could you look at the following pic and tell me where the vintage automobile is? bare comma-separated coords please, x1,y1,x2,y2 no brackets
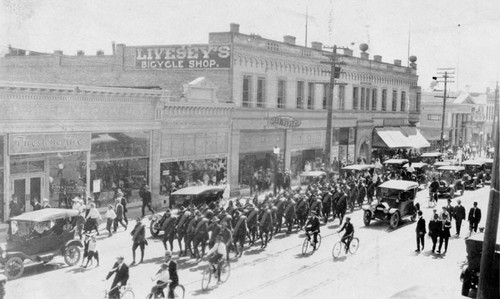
419,152,444,165
340,164,375,179
299,171,327,186
383,159,409,178
403,162,429,187
436,165,465,198
0,209,83,279
460,232,500,297
481,158,493,184
462,159,486,190
362,180,418,229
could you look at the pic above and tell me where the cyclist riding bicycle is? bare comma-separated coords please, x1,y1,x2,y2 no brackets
337,217,354,253
206,234,227,283
304,210,320,250
149,262,170,298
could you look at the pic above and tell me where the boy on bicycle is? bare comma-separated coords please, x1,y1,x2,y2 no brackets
304,210,320,250
206,235,227,283
338,217,354,253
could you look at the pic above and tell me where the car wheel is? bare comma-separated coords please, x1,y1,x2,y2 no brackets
64,245,81,266
461,273,471,296
150,219,160,238
5,256,24,280
363,211,371,226
390,212,400,229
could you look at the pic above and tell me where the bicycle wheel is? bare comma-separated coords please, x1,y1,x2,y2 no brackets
332,242,342,258
173,285,185,299
201,268,212,291
316,234,322,250
301,237,309,255
349,238,359,254
219,262,231,283
120,289,135,299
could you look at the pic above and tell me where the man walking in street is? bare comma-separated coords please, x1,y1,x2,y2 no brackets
131,217,147,265
415,211,426,252
454,199,466,236
428,213,441,254
468,201,481,237
114,199,127,233
140,185,155,217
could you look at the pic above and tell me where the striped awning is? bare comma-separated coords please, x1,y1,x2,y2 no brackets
372,127,430,149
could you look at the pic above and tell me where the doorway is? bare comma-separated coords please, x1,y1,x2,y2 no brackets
11,175,45,212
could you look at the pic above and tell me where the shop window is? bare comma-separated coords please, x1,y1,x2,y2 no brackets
392,90,398,111
48,151,87,209
160,158,227,196
90,132,150,207
401,91,406,111
307,82,314,109
256,77,266,108
372,89,377,111
277,80,286,108
242,76,252,108
338,85,345,110
296,81,304,109
353,87,359,110
381,89,387,111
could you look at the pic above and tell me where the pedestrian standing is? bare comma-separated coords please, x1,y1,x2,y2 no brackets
85,203,101,235
428,213,441,253
438,214,451,254
454,199,466,236
131,217,147,265
72,198,86,239
116,191,129,225
415,211,426,252
468,202,482,237
139,185,155,217
114,199,128,233
83,235,99,268
105,205,116,237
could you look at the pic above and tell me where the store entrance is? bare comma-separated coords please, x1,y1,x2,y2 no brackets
11,174,45,213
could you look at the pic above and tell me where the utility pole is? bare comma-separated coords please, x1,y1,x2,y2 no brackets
433,69,455,153
477,81,500,299
321,46,346,171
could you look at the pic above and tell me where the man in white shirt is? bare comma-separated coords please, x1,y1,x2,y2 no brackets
206,235,227,283
149,263,170,298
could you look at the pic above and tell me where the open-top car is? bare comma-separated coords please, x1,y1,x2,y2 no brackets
462,159,486,190
362,180,418,229
480,158,493,184
437,165,465,198
0,209,83,279
299,171,327,186
403,162,429,187
419,152,444,165
341,164,375,179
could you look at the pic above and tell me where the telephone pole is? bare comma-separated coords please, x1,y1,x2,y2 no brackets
478,81,500,298
433,69,455,153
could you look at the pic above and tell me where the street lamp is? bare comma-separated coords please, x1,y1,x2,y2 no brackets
273,145,280,196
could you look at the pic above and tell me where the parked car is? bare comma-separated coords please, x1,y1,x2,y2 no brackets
480,158,493,184
0,209,83,279
362,180,418,229
299,171,327,186
460,232,500,297
436,165,465,198
462,159,486,190
383,159,409,176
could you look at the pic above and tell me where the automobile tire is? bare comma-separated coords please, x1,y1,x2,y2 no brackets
5,256,24,280
64,245,81,266
390,212,400,229
150,219,160,238
461,274,471,296
363,211,371,226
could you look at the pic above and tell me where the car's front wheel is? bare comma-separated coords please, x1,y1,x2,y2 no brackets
461,272,471,296
64,245,81,266
390,212,400,229
363,211,371,226
5,256,24,279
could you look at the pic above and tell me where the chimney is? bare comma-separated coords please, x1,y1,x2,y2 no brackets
54,50,63,56
373,55,382,62
311,41,323,51
283,35,296,45
230,23,240,33
393,59,401,66
77,50,85,56
360,52,369,60
112,42,116,55
343,48,353,56
96,50,104,56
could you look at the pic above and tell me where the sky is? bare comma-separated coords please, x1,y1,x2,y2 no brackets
1,0,500,93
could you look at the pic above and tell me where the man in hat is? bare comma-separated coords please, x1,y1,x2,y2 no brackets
415,211,426,252
164,250,179,299
284,196,296,234
106,256,129,299
116,191,128,225
232,210,247,257
206,234,227,283
246,204,259,245
131,217,147,265
468,202,481,236
161,209,177,252
193,212,209,259
114,198,127,233
208,216,221,248
139,185,155,217
295,194,309,230
259,204,273,248
304,210,320,250
338,216,354,253
185,211,200,258
83,234,99,268
176,207,190,256
149,262,170,298
454,199,466,236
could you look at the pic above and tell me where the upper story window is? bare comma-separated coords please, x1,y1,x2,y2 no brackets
296,81,304,109
392,90,398,111
242,76,252,108
360,88,365,110
277,80,286,109
322,84,327,110
307,82,315,109
400,91,406,111
381,89,387,111
338,85,345,110
256,77,266,108
428,114,441,121
371,89,377,111
353,87,359,110
365,88,370,110
267,42,280,51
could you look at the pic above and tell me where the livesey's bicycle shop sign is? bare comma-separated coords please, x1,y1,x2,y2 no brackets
135,45,231,69
268,116,301,128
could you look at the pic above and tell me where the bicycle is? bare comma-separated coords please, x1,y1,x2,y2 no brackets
103,284,135,299
201,259,230,291
301,230,322,255
332,233,359,259
145,281,185,299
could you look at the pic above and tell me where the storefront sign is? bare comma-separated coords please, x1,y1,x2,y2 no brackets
135,45,231,69
268,116,301,128
9,132,91,155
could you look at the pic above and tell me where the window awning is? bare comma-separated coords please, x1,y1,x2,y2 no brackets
372,127,430,149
